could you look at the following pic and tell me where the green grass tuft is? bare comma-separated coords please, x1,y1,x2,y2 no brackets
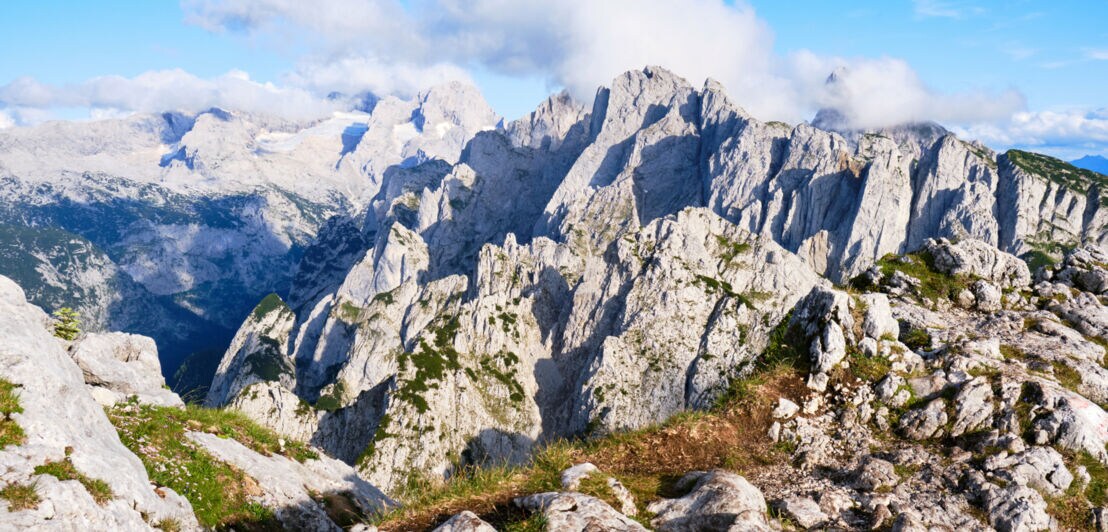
34,458,113,505
0,481,40,511
0,379,25,450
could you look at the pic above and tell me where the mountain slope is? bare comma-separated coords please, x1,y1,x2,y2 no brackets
205,67,1108,497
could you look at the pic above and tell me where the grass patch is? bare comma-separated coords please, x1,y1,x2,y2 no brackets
1048,450,1108,530
34,458,113,504
847,351,892,382
900,327,932,351
0,481,40,511
251,293,287,321
862,251,972,302
1051,360,1083,392
107,401,315,528
714,235,752,264
153,518,182,532
999,344,1026,361
314,381,346,412
0,379,25,450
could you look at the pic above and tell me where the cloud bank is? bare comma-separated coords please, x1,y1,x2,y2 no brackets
177,0,1026,128
0,0,1103,157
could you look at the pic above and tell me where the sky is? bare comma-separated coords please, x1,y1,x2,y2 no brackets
0,0,1106,159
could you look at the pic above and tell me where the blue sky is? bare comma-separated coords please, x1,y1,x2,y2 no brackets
1,1,1106,158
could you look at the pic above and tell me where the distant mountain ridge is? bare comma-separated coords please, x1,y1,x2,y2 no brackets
1072,154,1108,175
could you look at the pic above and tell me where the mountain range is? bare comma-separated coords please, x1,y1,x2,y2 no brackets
2,66,1108,530
1072,154,1108,175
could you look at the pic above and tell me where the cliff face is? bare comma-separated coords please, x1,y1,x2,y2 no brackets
205,67,1108,494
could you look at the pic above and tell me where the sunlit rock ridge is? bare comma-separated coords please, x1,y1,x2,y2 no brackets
197,66,1108,494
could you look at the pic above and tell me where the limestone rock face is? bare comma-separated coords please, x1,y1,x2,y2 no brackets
0,276,198,530
206,294,297,408
70,332,183,407
204,67,1108,499
187,431,393,531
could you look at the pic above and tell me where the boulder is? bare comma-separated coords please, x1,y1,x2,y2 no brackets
515,492,646,531
647,470,769,531
923,238,1031,288
70,332,183,407
433,511,496,532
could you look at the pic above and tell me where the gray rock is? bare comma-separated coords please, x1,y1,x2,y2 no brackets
776,496,827,529
0,276,198,530
560,462,601,490
899,398,948,440
950,377,994,437
984,446,1073,497
854,456,898,491
981,483,1054,532
70,332,183,407
647,470,769,531
860,293,900,340
188,431,393,531
971,280,1003,312
433,511,497,532
923,238,1032,289
515,492,646,531
772,398,800,419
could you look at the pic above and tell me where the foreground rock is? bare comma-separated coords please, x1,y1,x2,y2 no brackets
515,492,646,531
0,276,198,530
69,332,184,407
187,432,392,531
647,471,770,531
0,274,392,530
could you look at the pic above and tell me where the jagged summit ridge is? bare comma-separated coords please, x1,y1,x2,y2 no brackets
203,66,1108,498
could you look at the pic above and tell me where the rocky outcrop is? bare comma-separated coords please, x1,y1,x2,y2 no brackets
0,276,198,530
200,67,1108,500
69,332,183,407
515,492,646,531
923,237,1032,288
187,431,392,530
647,471,770,531
0,274,393,529
206,294,297,408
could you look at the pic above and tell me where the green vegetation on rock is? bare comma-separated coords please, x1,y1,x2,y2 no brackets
51,307,80,341
1008,149,1108,195
107,400,315,527
0,379,25,450
34,458,113,505
0,481,40,511
251,293,288,321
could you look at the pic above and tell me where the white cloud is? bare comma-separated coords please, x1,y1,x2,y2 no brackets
0,0,1032,131
1088,49,1108,61
0,110,14,129
953,108,1108,158
284,56,472,99
786,53,1025,129
0,69,344,122
176,0,1023,129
